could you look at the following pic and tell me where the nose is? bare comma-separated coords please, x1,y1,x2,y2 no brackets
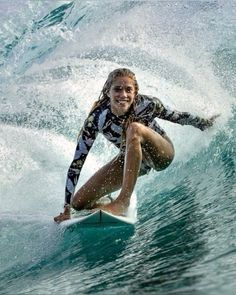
120,88,128,98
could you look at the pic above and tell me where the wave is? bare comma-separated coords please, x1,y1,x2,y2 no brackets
0,1,236,295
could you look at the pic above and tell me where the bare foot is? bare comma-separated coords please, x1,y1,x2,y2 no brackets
54,210,70,223
94,200,129,216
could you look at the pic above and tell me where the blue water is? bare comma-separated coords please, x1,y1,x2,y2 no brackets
0,1,236,294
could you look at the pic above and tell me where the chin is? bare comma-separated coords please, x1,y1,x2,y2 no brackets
111,104,130,116
118,108,129,116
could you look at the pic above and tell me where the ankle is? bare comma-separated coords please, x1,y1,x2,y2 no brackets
116,196,130,207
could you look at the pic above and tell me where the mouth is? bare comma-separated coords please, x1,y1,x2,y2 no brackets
115,99,129,105
111,98,131,116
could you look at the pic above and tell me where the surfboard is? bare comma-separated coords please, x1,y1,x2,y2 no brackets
61,209,135,229
61,192,137,229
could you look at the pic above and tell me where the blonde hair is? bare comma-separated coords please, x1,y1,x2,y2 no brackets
89,68,139,114
89,68,139,148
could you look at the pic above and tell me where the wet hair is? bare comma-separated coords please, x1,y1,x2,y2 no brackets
89,68,139,114
89,68,139,149
99,68,139,99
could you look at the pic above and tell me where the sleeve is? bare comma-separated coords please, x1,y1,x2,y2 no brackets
154,97,210,131
65,111,99,205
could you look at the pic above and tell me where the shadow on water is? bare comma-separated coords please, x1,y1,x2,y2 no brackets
212,110,236,190
130,181,208,294
128,119,236,294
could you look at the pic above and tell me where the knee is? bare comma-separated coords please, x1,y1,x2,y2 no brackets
71,199,78,210
71,196,83,211
126,122,143,142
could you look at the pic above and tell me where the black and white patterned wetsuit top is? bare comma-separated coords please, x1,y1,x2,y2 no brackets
65,94,207,205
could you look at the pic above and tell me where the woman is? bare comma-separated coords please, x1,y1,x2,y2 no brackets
54,68,217,223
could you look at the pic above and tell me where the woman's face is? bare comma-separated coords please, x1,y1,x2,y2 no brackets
108,76,136,116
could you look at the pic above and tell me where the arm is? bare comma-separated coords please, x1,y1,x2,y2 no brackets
54,111,99,223
65,113,99,206
154,97,219,130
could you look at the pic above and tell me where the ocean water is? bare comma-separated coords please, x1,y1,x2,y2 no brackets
0,1,236,294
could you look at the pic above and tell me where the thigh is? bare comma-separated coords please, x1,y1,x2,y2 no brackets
72,154,125,209
140,126,175,171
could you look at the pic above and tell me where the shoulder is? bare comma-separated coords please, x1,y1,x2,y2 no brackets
137,94,162,103
88,101,109,118
85,101,111,130
136,94,163,109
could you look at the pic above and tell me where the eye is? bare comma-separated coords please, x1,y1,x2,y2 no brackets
126,87,134,93
113,86,122,92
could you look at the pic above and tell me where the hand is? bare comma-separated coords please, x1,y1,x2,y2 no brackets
200,114,220,130
54,205,70,223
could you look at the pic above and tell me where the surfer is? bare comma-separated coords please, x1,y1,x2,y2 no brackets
54,68,218,223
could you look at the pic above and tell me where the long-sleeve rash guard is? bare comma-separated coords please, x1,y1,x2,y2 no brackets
65,94,207,205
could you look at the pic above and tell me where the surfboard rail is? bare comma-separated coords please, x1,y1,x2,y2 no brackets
61,209,135,228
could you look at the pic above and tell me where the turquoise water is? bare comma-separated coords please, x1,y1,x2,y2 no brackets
0,1,235,294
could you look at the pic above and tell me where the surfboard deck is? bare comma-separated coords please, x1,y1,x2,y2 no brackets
61,209,135,229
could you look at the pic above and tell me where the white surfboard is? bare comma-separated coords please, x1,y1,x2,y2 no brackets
61,209,135,228
61,192,137,228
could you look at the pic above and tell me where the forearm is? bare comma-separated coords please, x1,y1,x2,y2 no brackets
162,109,213,131
155,98,217,131
64,164,82,205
